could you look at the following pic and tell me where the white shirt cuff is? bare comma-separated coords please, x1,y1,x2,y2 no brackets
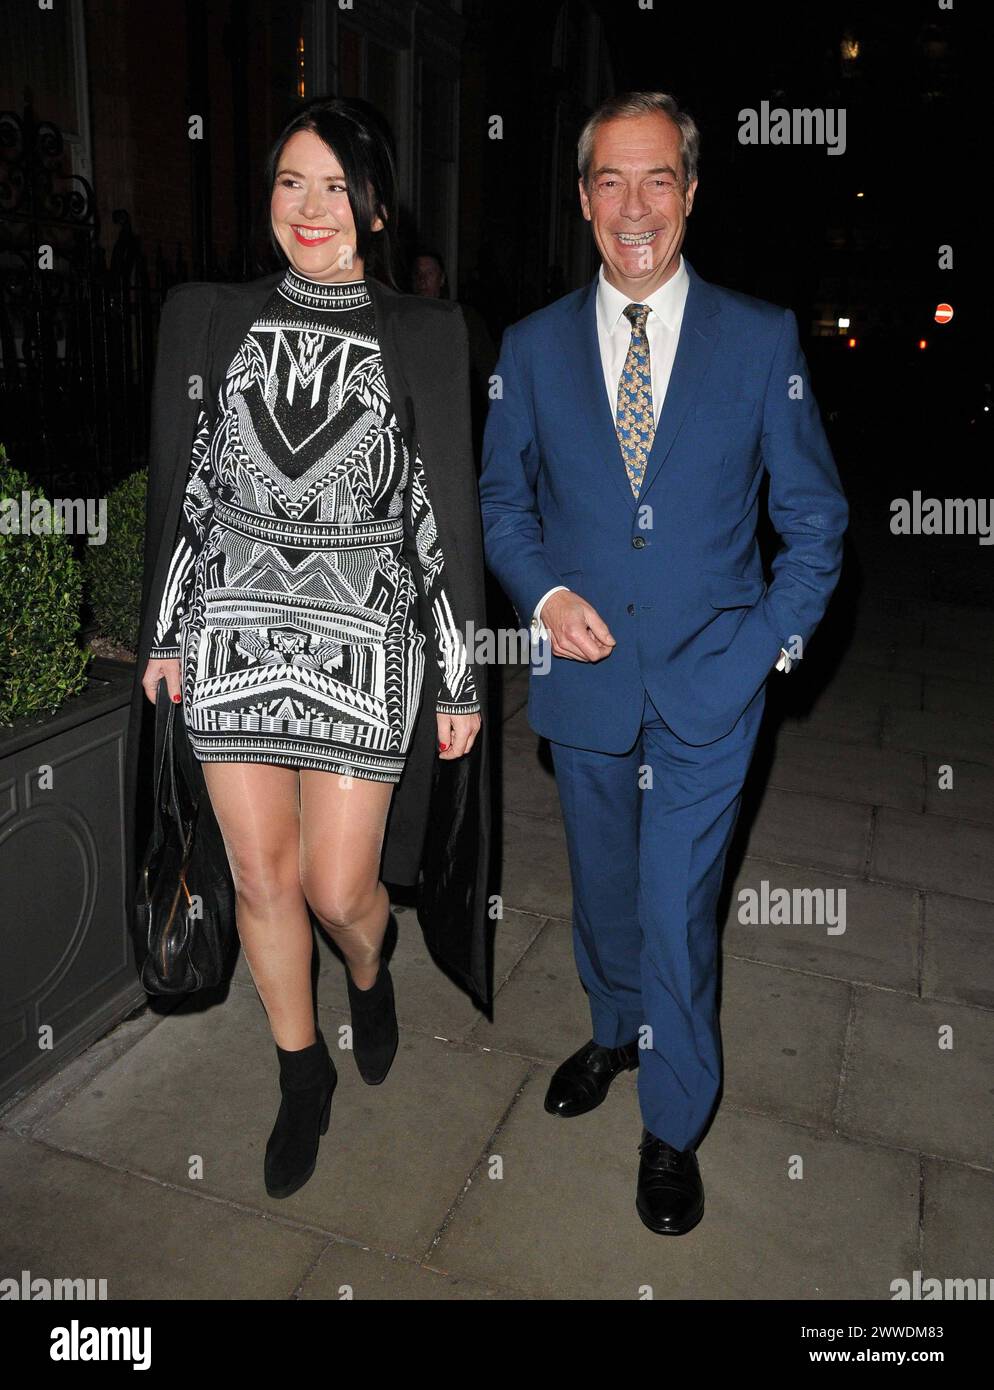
531,585,569,640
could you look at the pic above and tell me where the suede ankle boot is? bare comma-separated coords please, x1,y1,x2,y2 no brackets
264,1029,337,1199
346,960,398,1085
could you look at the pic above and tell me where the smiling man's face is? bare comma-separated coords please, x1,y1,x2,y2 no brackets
271,128,384,282
578,111,697,296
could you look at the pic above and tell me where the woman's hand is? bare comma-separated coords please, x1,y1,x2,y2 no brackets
142,657,182,705
436,710,481,759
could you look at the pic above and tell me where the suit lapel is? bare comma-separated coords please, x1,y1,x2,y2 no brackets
555,258,720,509
637,259,720,499
559,274,638,513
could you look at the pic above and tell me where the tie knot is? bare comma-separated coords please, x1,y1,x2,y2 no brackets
623,302,650,333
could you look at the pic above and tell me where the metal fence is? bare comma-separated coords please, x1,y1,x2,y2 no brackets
0,101,192,502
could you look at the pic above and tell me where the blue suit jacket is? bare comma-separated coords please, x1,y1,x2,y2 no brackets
479,257,849,749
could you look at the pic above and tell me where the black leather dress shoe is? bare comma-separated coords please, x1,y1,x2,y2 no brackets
544,1038,639,1117
635,1127,705,1235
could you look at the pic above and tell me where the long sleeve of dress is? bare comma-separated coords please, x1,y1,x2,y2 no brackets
409,447,481,715
149,407,215,659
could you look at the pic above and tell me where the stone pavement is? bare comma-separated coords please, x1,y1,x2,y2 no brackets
1,495,991,1300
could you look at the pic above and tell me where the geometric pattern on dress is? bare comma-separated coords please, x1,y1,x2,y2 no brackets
152,265,480,782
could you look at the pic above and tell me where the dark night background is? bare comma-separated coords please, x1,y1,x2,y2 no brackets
2,2,994,1313
2,0,990,514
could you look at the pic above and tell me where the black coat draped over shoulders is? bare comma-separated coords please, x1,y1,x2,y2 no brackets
124,270,493,1004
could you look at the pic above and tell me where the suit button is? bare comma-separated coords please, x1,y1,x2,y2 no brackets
627,603,635,616
632,536,645,549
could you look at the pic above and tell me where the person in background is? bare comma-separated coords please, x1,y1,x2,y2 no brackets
413,247,497,463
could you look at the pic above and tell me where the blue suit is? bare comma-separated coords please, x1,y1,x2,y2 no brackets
480,258,848,1149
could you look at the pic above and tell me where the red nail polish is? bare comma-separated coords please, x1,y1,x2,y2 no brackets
172,694,181,702
439,742,448,750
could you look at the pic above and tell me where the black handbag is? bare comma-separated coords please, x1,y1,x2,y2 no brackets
133,681,238,993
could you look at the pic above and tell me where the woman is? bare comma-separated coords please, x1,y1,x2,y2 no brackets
127,97,490,1200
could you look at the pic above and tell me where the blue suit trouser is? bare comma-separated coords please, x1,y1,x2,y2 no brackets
547,682,765,1151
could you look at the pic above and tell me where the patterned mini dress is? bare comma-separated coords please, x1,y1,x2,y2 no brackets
149,266,479,782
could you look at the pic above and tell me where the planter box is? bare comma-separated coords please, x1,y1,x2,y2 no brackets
0,658,145,1107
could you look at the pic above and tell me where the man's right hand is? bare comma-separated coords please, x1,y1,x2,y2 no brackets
142,658,182,705
540,590,617,662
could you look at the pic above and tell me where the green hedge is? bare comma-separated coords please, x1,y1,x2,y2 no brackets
84,466,148,653
0,446,91,726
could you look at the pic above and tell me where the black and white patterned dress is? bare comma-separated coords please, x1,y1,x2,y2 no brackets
149,266,479,782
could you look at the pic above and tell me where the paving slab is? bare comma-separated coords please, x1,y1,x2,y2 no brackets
465,917,591,1064
499,737,562,821
920,1157,994,1284
922,894,994,1010
778,700,881,747
27,983,530,1256
884,709,994,769
1,1004,170,1133
833,631,898,670
892,643,994,685
431,1089,920,1299
766,734,924,812
923,675,994,720
0,1132,324,1299
718,956,851,1128
297,1241,521,1299
837,988,994,1168
923,603,994,657
498,810,573,919
923,758,994,828
871,809,994,902
722,857,920,992
501,706,540,745
739,788,872,876
812,663,923,711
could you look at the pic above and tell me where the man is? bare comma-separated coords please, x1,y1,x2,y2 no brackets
479,91,848,1235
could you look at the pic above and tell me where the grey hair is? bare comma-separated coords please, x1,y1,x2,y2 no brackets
577,91,700,189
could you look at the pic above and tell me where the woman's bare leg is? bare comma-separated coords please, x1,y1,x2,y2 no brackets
298,770,394,989
201,761,317,1050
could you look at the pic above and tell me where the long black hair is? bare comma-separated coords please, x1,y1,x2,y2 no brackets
261,95,400,287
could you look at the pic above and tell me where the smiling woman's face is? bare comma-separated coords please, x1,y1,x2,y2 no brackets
270,128,384,282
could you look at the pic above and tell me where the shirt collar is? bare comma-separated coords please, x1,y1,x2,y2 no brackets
597,253,688,334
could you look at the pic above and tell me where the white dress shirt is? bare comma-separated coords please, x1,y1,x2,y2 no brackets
531,258,689,636
530,255,791,672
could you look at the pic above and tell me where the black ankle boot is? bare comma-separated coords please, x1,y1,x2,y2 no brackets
264,1029,337,1199
346,960,398,1085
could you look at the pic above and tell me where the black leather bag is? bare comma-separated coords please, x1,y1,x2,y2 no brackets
133,682,238,993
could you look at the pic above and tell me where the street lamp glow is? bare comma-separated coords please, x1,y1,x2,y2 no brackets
838,317,850,329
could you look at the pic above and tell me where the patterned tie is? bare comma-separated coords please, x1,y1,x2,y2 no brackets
615,303,655,497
